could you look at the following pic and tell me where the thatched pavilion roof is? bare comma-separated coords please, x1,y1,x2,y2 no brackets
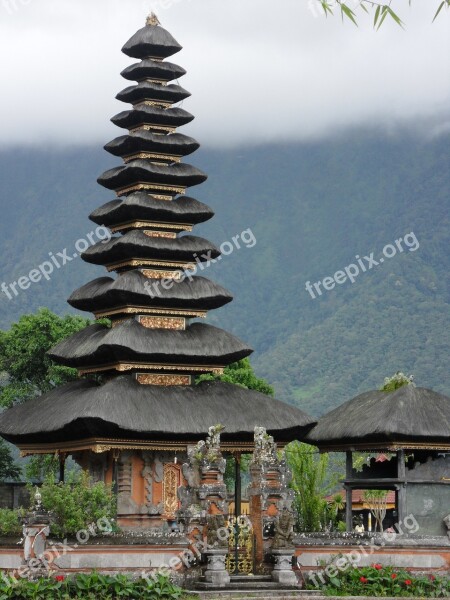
306,385,450,451
0,377,316,452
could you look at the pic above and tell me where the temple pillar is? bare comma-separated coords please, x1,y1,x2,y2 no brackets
345,451,353,532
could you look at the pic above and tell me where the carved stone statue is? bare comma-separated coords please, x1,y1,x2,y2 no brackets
206,514,228,549
444,514,450,539
272,508,295,549
252,426,277,466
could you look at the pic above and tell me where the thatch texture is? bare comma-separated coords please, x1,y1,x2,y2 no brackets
111,106,194,130
306,385,450,450
121,58,186,82
89,193,213,228
122,24,182,60
104,131,199,159
116,81,190,105
48,321,252,368
81,231,219,266
97,160,207,191
68,272,232,313
0,377,315,445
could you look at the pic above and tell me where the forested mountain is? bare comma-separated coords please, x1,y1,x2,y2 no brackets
0,129,449,416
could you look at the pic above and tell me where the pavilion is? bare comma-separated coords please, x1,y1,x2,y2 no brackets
307,384,450,536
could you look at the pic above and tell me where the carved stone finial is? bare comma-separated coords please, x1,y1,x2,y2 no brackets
146,12,160,26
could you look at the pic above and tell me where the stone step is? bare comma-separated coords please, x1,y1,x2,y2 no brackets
194,591,320,600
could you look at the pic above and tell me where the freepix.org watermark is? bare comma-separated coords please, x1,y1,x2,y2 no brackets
1,227,111,301
305,231,419,300
144,228,257,299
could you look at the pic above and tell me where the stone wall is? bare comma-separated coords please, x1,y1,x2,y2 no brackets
0,483,30,510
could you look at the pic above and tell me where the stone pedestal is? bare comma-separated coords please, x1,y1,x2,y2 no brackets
271,549,298,586
204,548,231,586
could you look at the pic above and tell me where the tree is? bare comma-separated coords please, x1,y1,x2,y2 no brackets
0,308,91,480
0,308,90,408
363,489,388,532
313,1,449,28
286,441,333,532
0,438,21,481
197,358,274,396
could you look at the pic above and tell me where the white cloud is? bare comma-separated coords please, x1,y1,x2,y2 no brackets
0,0,448,147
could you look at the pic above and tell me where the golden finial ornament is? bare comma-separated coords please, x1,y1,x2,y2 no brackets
146,12,160,26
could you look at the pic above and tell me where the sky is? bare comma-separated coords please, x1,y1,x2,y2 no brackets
0,0,449,147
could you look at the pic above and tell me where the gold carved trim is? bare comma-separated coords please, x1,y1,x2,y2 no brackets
317,442,450,453
115,183,185,197
136,373,191,386
123,152,181,164
111,222,192,233
133,99,172,108
139,316,185,330
78,362,224,376
163,464,181,518
141,269,182,280
18,438,280,457
143,230,177,239
130,125,176,134
106,258,194,272
94,306,206,318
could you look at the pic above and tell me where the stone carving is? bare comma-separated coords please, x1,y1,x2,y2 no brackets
88,452,108,483
21,489,53,577
206,514,228,549
253,426,277,466
444,514,450,539
117,452,139,515
272,508,295,549
140,452,164,516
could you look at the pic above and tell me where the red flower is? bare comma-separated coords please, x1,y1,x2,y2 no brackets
429,575,436,581
405,579,412,586
360,576,368,583
55,575,65,582
391,573,398,579
373,563,383,570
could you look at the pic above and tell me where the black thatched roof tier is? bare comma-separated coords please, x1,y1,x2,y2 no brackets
105,131,199,159
117,81,190,105
48,321,252,369
89,193,214,228
121,59,186,82
98,160,207,192
122,23,182,60
111,106,194,130
68,272,233,313
306,386,450,450
81,231,219,267
0,377,315,446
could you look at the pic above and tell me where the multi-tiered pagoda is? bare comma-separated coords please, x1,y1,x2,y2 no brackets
0,15,314,528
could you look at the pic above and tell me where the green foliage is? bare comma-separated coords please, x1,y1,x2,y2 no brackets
286,441,338,532
0,308,90,409
316,1,449,27
36,471,116,538
0,438,21,481
24,455,60,483
0,507,24,536
306,562,450,597
197,358,274,396
382,371,415,391
0,571,192,600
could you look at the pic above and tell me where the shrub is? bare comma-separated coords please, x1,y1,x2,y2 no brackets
36,471,116,538
0,508,23,536
0,571,195,599
306,562,450,597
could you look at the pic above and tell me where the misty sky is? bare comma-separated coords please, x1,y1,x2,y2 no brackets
0,0,449,147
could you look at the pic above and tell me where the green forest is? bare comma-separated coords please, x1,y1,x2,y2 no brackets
0,129,449,416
